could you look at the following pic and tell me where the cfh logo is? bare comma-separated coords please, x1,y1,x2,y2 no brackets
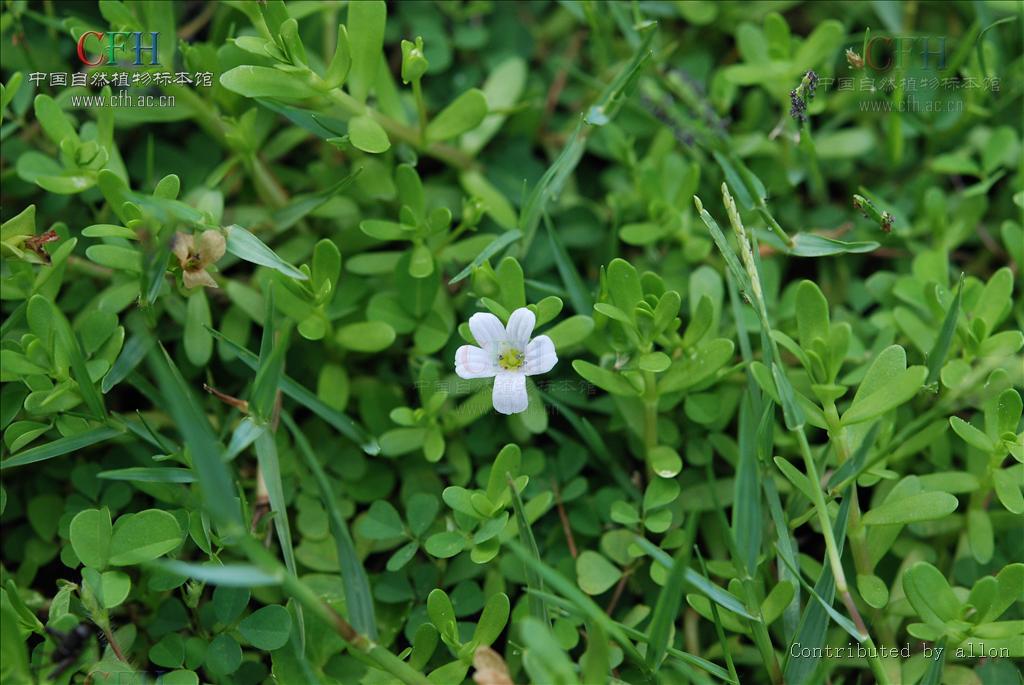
865,35,947,71
76,31,160,66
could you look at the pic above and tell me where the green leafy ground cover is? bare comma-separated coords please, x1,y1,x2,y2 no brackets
1,1,1022,684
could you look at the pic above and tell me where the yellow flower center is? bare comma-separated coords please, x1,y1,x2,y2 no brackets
497,347,525,371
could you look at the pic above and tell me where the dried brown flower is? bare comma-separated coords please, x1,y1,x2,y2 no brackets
473,646,514,685
172,229,226,288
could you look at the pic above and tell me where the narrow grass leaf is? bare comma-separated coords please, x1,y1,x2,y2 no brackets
505,539,647,669
920,637,948,685
226,417,265,460
926,273,963,385
544,214,593,314
272,170,360,231
784,494,851,684
225,224,307,281
251,284,288,421
539,391,640,500
254,431,296,575
1,425,121,470
208,328,379,454
776,544,866,642
695,549,740,685
447,229,521,284
733,392,762,576
508,475,549,627
148,346,241,530
772,363,806,430
98,467,196,483
533,589,734,683
37,296,106,419
141,235,171,307
645,545,690,668
633,536,756,620
694,199,750,293
827,422,881,490
517,28,654,258
102,331,154,393
158,561,281,587
283,413,377,640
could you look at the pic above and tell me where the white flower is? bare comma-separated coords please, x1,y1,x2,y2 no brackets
454,308,558,415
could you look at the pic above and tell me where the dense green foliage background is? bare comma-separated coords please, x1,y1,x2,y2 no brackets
1,1,1022,684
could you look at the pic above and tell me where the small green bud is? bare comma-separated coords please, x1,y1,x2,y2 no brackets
853,194,895,233
401,37,428,84
461,197,485,228
183,580,204,609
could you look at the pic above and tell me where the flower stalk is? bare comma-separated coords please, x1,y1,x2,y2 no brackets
719,183,892,685
790,70,825,202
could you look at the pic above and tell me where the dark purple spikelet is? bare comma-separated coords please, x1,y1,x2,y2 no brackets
881,212,894,233
789,88,807,123
806,70,819,99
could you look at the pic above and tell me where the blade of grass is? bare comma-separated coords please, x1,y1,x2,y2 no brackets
251,283,288,421
140,234,171,307
580,619,610,685
253,429,303,650
0,425,122,470
148,345,242,531
248,290,302,642
733,393,762,577
271,169,360,232
827,421,881,490
920,636,948,685
157,561,282,586
695,548,740,685
762,469,800,643
539,391,640,500
693,198,751,294
926,273,964,386
237,535,430,685
208,328,379,454
508,475,549,628
631,537,756,621
98,467,196,483
149,343,420,682
703,459,784,685
645,545,690,669
783,494,851,684
283,412,378,641
447,229,522,285
504,539,648,673
531,588,734,683
775,541,865,642
544,213,593,314
102,331,154,393
517,25,655,258
38,295,106,419
226,417,265,460
730,272,802,641
129,409,177,452
254,432,296,575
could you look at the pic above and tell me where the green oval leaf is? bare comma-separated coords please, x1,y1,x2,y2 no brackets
108,509,182,566
861,491,958,526
348,114,391,153
425,89,488,143
239,605,292,650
